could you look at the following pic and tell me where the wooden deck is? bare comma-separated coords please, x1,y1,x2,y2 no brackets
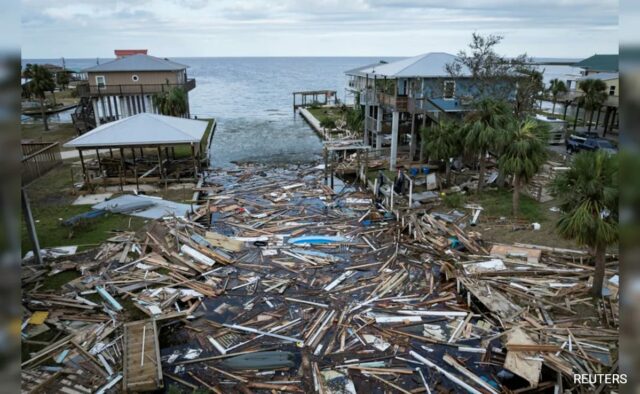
123,320,163,392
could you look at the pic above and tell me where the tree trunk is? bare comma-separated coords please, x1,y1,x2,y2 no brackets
50,91,57,106
588,110,594,132
591,243,606,297
445,160,451,186
40,97,49,131
551,100,556,114
512,174,520,216
477,153,486,194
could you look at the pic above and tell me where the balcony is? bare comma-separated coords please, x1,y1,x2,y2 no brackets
377,93,408,112
76,78,196,97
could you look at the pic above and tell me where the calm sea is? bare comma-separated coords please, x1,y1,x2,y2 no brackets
22,57,390,166
21,57,579,166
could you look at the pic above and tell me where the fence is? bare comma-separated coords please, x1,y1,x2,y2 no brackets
21,142,62,185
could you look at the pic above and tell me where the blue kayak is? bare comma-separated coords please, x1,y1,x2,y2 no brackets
287,235,348,245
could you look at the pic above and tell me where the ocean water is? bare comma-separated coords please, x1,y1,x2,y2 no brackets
22,57,388,166
22,57,580,166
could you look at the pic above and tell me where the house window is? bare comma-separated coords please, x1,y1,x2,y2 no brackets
443,81,455,100
95,75,106,88
132,74,139,82
609,85,616,96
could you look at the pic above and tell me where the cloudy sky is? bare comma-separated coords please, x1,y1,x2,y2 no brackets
22,0,618,58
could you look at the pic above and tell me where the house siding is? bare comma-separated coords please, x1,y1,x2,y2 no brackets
87,70,183,86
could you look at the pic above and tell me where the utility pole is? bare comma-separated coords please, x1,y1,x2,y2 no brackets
22,188,43,265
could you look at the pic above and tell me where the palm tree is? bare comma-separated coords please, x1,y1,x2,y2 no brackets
56,71,70,91
551,151,618,296
548,78,567,114
578,79,608,132
345,106,364,135
153,87,188,117
28,64,56,131
463,98,512,193
422,120,461,186
499,119,549,215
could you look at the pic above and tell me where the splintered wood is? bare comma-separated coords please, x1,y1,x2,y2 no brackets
21,163,619,393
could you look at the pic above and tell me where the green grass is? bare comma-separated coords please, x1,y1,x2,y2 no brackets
307,107,345,124
442,192,466,209
21,163,148,255
22,122,77,148
40,270,81,291
174,118,215,159
470,189,544,222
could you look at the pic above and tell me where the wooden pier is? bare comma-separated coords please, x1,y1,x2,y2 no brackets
123,320,163,392
292,90,337,109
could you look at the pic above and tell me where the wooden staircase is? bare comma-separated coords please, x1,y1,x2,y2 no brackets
71,97,97,134
123,320,163,392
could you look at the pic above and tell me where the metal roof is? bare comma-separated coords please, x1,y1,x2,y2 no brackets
83,54,188,73
577,72,618,81
346,52,470,78
344,60,389,76
64,113,209,148
573,54,618,72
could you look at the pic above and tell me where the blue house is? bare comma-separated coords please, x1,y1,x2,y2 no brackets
345,52,516,169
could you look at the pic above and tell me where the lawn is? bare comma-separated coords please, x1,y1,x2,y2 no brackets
21,162,148,255
470,188,545,222
307,106,346,125
467,188,579,249
173,118,215,159
22,122,78,150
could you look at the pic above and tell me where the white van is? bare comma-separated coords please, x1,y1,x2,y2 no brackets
534,114,566,145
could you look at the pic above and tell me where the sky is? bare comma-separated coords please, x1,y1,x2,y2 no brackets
21,0,619,58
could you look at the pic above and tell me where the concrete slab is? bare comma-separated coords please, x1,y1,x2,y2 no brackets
72,193,113,205
93,194,196,219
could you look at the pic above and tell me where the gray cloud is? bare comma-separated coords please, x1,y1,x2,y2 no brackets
21,0,618,57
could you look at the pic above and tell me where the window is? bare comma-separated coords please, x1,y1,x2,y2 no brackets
609,85,616,96
443,81,455,100
95,75,106,88
132,74,139,82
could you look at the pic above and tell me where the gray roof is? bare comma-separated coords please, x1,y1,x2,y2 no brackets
577,72,618,81
344,60,389,76
64,113,209,148
83,54,188,73
346,52,470,78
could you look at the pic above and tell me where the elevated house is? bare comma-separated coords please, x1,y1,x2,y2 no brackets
346,52,517,170
568,54,619,134
72,50,196,134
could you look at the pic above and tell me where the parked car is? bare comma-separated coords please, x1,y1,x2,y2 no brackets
566,133,618,154
534,114,566,145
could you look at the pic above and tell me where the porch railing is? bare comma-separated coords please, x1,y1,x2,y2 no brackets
21,142,62,185
76,78,196,97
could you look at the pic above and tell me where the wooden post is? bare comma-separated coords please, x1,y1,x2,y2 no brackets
157,147,164,181
573,103,580,131
419,114,427,162
119,148,126,179
409,113,416,161
595,107,602,131
22,188,43,265
78,149,90,188
95,149,102,176
323,147,328,185
109,148,113,158
191,144,198,179
134,163,139,193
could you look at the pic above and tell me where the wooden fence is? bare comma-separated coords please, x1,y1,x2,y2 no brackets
22,142,62,185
